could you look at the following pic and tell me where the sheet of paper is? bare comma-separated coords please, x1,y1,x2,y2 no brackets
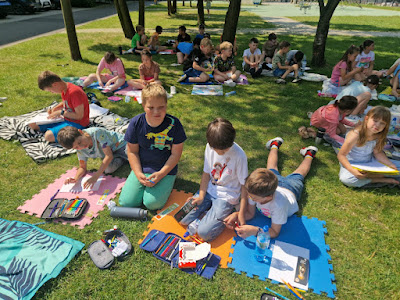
89,104,109,118
351,160,399,174
60,175,104,193
26,112,64,125
268,241,310,290
191,85,223,96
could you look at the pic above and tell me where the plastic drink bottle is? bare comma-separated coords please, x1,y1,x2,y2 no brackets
183,218,201,238
255,225,270,262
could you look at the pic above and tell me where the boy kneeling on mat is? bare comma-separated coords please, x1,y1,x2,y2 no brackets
224,137,317,238
57,126,128,189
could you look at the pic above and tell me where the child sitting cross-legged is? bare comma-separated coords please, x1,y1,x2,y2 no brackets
180,118,248,242
148,25,167,53
224,138,318,239
213,41,241,87
177,37,214,84
272,41,300,84
121,25,148,55
128,50,162,90
82,51,126,93
57,126,128,189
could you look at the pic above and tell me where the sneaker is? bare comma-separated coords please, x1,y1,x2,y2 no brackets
0,97,7,101
224,79,236,87
261,62,271,70
266,137,284,150
300,146,318,158
177,74,188,83
292,77,302,83
276,78,286,84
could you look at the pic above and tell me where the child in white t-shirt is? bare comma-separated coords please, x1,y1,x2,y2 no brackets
242,37,262,78
180,118,248,242
225,137,318,239
354,39,384,81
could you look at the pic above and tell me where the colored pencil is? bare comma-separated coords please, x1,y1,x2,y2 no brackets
49,201,59,217
286,287,302,300
155,236,173,255
166,239,181,261
281,279,306,300
199,252,213,275
161,237,178,257
142,231,159,247
50,189,60,201
264,287,290,300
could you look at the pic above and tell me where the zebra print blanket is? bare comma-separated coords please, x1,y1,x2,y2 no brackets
0,102,130,163
0,218,84,300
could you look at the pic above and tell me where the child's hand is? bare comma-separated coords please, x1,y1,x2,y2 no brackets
191,196,204,207
223,212,239,229
353,169,368,179
64,177,76,184
137,173,150,186
48,110,61,119
47,108,53,115
236,225,258,239
83,175,98,189
147,172,161,186
105,80,113,87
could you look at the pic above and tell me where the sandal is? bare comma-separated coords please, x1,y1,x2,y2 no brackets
307,127,316,138
298,126,309,139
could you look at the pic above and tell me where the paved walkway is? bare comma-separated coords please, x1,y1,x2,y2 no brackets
241,3,400,37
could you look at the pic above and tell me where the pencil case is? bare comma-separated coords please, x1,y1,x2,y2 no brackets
41,197,88,220
88,229,132,270
140,230,220,279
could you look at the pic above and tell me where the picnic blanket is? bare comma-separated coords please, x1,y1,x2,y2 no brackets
228,211,336,298
17,168,126,229
0,218,84,300
0,102,129,163
139,190,236,268
180,74,249,85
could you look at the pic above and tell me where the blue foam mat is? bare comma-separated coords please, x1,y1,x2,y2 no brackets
88,81,129,91
227,211,336,298
179,74,215,85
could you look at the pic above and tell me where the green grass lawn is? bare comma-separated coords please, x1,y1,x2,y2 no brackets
290,15,400,32
1,3,400,300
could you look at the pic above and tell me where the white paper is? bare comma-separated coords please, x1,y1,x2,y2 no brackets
89,104,109,118
26,112,63,125
60,175,104,193
268,241,309,290
351,160,399,174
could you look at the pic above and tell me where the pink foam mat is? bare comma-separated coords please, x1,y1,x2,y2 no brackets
17,168,126,229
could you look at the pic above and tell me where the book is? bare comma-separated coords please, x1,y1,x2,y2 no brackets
351,160,399,175
26,112,64,125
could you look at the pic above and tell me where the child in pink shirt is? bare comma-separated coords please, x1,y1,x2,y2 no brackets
331,45,363,87
83,52,126,92
311,96,358,145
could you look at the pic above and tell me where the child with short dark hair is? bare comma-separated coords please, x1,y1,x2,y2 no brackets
83,51,126,92
175,25,191,64
242,37,262,78
262,33,278,65
128,50,162,90
121,25,148,55
148,25,167,53
180,118,248,242
272,41,300,84
29,71,90,143
118,83,186,210
213,41,241,86
225,137,318,239
57,126,128,189
311,96,358,145
195,24,206,40
178,37,214,83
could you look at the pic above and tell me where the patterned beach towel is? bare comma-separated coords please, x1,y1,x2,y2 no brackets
0,218,84,300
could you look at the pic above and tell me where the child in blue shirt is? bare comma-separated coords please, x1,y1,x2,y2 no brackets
57,126,128,189
119,83,186,210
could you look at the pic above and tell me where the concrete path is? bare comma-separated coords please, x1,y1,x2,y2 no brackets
241,3,400,37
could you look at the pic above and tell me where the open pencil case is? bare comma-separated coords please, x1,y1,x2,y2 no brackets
87,229,132,269
41,197,88,220
140,229,220,279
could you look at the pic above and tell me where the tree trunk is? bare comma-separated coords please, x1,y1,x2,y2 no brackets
172,0,177,14
190,0,192,7
167,0,172,15
139,0,145,26
115,0,135,39
222,0,241,44
182,0,185,6
60,0,81,61
311,0,340,67
197,0,204,25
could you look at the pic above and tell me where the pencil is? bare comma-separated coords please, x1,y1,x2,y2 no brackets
199,252,213,276
142,230,159,247
286,287,302,300
281,279,305,300
264,287,290,300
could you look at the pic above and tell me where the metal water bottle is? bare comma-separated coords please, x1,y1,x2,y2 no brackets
315,128,326,145
110,207,148,221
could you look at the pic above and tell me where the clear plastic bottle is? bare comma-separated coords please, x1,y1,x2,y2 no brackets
183,218,201,238
255,225,270,262
125,95,131,103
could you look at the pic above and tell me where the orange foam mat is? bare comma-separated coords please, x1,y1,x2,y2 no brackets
138,189,235,268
